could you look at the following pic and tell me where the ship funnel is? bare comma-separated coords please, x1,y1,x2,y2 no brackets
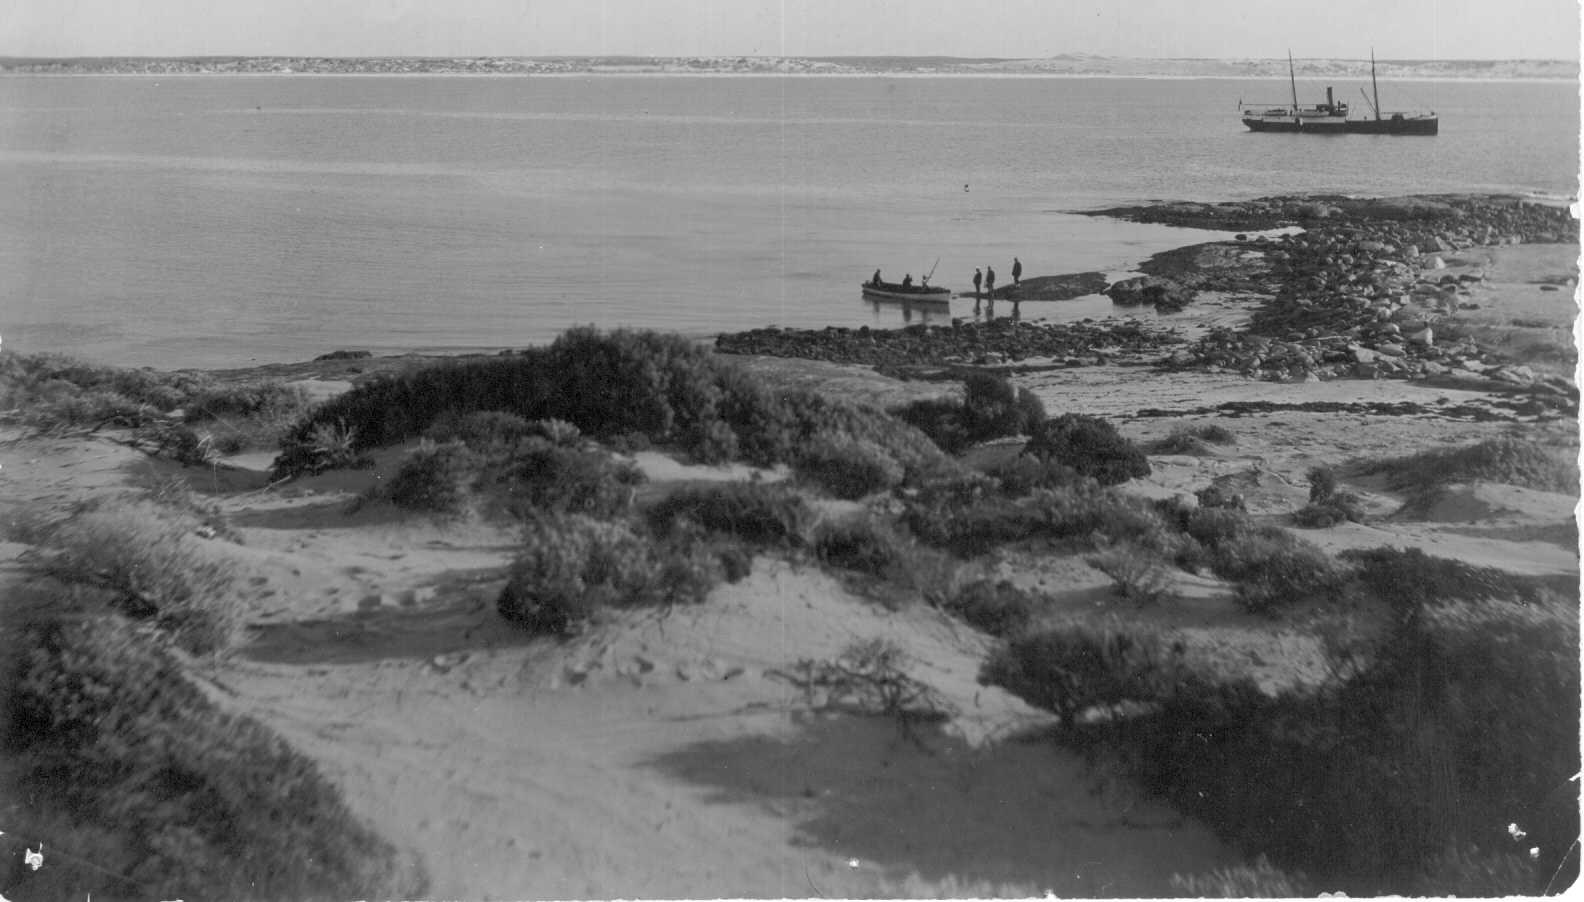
1326,86,1334,107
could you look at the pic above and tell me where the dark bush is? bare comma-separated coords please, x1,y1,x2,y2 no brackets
424,409,539,449
794,435,904,499
893,397,972,453
943,579,1037,637
986,454,1082,497
812,516,910,577
646,482,812,548
7,617,423,901
1292,493,1366,528
1022,414,1150,485
493,439,644,519
386,441,480,514
979,620,1192,729
1184,507,1344,614
1306,465,1339,503
1001,579,1579,894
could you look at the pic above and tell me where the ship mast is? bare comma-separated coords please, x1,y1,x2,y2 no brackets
1371,48,1382,121
1288,50,1300,116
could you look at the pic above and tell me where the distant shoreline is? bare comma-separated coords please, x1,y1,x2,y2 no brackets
0,55,1574,82
0,71,1575,85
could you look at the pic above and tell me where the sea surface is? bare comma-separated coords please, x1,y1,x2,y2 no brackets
0,74,1575,369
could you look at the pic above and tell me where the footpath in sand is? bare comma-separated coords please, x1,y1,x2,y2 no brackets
0,231,1576,898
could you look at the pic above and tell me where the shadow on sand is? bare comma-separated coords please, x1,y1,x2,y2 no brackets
642,710,1230,896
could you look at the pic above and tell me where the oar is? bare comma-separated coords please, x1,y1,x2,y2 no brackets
925,257,940,283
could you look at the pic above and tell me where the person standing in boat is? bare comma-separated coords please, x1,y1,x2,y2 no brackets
1011,257,1022,286
972,268,982,297
902,274,913,288
985,265,996,299
872,269,883,286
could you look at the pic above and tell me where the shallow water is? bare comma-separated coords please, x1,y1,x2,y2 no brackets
0,75,1574,368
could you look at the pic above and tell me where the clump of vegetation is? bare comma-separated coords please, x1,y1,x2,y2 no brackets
647,482,813,549
942,579,1038,637
987,545,1580,895
385,440,480,515
22,496,245,654
1293,465,1367,527
793,435,904,499
1088,542,1178,606
1184,506,1344,614
1366,434,1577,495
1194,483,1247,511
984,454,1082,497
496,513,723,634
1147,422,1237,455
272,329,948,481
892,371,1045,453
812,515,911,577
1022,414,1150,485
6,616,425,900
905,481,1188,560
424,409,542,449
492,439,645,519
979,619,1193,730
0,353,312,453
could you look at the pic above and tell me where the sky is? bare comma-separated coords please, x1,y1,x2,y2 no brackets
1,0,1579,61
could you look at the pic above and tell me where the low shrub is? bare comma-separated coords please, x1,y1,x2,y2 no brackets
497,514,722,634
963,371,1045,440
1307,465,1338,503
1184,507,1344,614
647,482,812,548
985,454,1082,497
979,620,1191,729
1367,434,1577,494
1009,578,1580,894
1194,484,1247,511
943,579,1037,637
386,440,480,514
24,497,244,654
1088,543,1178,605
794,435,904,499
1340,546,1558,617
6,616,424,901
1292,494,1366,528
424,409,540,449
812,515,911,577
493,439,645,520
892,397,972,453
905,482,1188,560
1022,414,1150,485
1148,423,1237,455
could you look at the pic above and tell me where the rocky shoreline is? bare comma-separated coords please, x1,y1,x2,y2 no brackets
716,193,1578,417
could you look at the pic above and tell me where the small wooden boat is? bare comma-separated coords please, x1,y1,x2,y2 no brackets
860,280,951,302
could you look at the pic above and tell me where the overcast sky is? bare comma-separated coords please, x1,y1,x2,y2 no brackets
3,0,1579,60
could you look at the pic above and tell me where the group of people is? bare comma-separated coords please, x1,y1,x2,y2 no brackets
972,257,1022,300
870,269,930,289
871,255,1023,298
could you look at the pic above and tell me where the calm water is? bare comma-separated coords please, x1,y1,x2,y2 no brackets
0,75,1575,369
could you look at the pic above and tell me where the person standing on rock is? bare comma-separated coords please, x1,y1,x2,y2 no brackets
972,268,983,298
1011,257,1022,286
985,265,996,299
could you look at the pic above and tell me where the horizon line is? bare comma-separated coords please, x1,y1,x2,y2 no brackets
1,53,1577,64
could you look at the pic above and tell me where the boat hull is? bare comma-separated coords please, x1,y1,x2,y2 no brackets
1242,115,1350,133
1345,115,1439,135
1242,114,1439,135
860,283,951,302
